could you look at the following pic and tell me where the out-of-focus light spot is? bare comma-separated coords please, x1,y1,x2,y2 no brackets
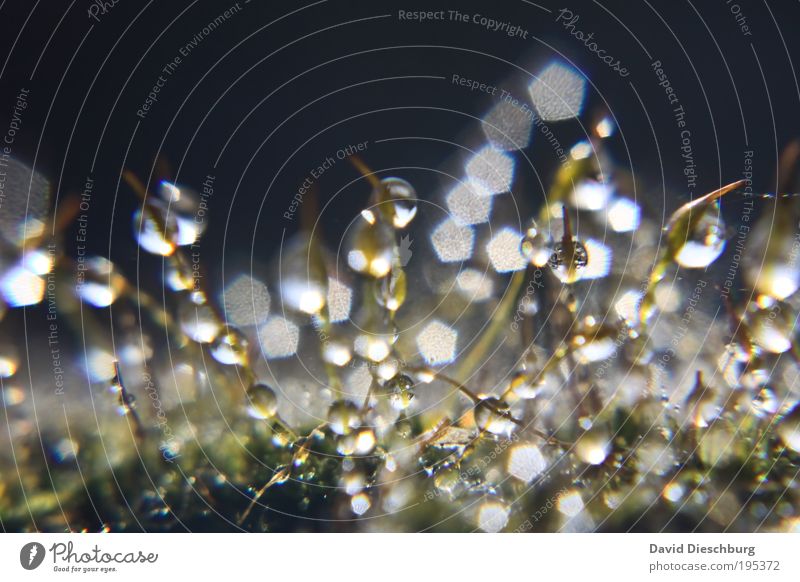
282,278,325,315
528,62,587,122
87,349,116,382
580,239,612,280
360,209,376,225
53,438,79,462
481,100,534,151
595,116,615,138
77,257,125,307
354,334,391,363
377,358,401,381
476,500,509,533
1,266,45,307
22,250,53,275
355,429,376,454
133,208,176,256
78,282,116,308
607,198,641,232
0,159,52,247
465,146,514,195
326,278,352,323
768,267,800,300
348,249,392,278
180,304,220,344
446,180,493,225
0,354,19,378
486,228,527,273
431,219,474,263
416,320,457,366
571,180,612,211
347,250,367,272
575,432,611,464
456,268,494,302
174,216,202,246
322,341,352,367
351,493,371,515
655,285,681,313
3,385,25,405
258,316,299,359
663,482,685,503
345,362,374,401
221,274,271,327
570,140,593,160
507,444,548,483
614,289,643,324
557,489,585,517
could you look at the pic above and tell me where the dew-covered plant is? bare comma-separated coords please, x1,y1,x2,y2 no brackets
1,61,799,533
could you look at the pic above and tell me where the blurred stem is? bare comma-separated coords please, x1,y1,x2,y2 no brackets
454,269,526,382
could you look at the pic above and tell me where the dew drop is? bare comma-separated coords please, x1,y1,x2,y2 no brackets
383,373,415,411
674,205,726,268
246,383,278,420
328,400,360,435
380,177,418,229
474,397,517,436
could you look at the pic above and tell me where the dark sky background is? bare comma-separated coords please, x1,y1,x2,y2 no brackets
1,0,799,293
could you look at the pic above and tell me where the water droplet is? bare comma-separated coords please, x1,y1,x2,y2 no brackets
246,383,278,419
379,177,418,229
374,266,406,312
179,303,220,343
76,256,125,307
347,219,395,278
383,374,415,411
743,196,800,300
133,207,176,256
508,371,540,400
548,239,589,283
521,220,552,267
777,406,800,453
474,397,517,436
211,329,249,366
751,387,780,417
674,204,726,268
575,430,611,465
749,303,794,353
354,427,376,454
328,400,360,435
